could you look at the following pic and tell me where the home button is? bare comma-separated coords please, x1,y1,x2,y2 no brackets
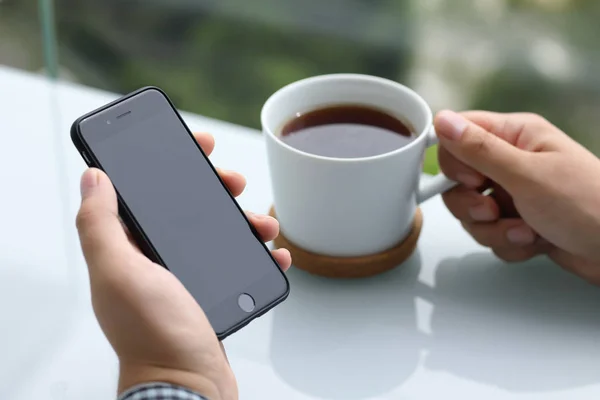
237,293,255,313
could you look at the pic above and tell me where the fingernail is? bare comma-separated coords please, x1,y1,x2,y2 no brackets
222,168,246,182
469,204,496,222
457,173,484,188
247,211,274,221
437,110,468,141
80,169,99,199
255,214,277,222
507,225,536,245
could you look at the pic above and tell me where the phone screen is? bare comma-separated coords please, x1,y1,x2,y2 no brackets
77,89,287,336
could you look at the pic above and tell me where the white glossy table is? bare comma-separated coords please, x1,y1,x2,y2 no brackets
1,65,599,400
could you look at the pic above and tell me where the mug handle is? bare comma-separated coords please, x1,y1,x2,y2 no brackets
417,127,459,204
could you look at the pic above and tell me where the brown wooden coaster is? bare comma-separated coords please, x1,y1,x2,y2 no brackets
269,207,423,279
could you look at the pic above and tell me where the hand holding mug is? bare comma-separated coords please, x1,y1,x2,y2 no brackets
435,110,600,284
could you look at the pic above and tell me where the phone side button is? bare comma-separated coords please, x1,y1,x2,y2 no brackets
237,293,255,313
81,151,91,165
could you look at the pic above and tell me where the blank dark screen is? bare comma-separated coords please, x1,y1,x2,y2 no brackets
82,94,277,312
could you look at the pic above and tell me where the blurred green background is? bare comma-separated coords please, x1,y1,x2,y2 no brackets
2,0,599,174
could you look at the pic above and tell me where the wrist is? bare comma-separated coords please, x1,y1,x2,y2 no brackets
118,361,221,400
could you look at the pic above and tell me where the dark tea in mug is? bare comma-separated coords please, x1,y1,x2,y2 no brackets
280,104,416,158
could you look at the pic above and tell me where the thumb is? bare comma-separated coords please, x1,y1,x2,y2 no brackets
435,110,529,188
76,168,132,275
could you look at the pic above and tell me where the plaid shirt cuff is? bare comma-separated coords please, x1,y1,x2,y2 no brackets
118,382,208,400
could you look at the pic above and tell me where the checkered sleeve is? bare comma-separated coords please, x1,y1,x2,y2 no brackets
118,382,208,400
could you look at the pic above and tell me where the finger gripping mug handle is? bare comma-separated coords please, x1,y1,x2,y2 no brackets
417,127,458,204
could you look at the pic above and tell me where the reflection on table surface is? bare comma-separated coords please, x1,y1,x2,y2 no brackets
268,250,600,399
425,253,600,392
271,254,423,400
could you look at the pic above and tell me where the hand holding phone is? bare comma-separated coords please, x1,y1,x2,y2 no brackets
75,133,291,397
71,87,290,340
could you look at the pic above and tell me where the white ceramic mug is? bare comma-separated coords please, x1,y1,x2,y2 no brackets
262,74,457,257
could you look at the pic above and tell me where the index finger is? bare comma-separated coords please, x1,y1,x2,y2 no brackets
459,110,557,151
193,132,215,156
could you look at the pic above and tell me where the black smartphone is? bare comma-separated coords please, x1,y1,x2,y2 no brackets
71,87,289,339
